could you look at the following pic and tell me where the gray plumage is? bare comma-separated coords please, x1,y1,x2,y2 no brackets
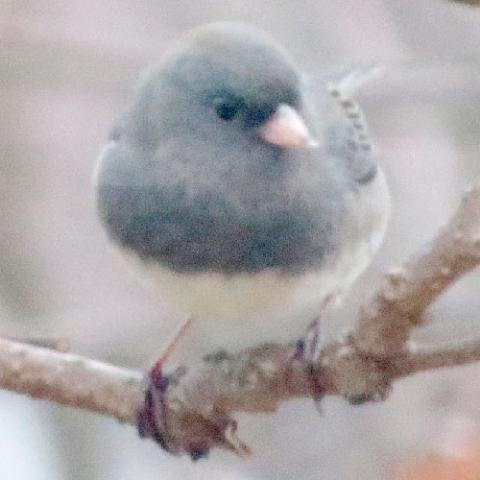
95,23,389,357
97,24,381,273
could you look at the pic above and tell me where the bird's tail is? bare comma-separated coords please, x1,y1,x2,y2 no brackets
324,64,385,97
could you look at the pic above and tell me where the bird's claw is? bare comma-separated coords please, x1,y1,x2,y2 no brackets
137,363,179,454
286,318,326,403
136,354,249,460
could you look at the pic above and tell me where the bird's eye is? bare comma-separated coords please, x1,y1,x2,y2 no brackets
244,105,275,127
213,97,243,121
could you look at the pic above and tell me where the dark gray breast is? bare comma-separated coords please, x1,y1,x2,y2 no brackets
96,143,347,274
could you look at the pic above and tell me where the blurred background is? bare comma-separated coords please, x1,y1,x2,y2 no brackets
1,0,480,478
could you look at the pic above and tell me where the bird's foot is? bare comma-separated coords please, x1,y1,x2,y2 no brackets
136,317,193,455
286,327,325,406
299,315,327,407
286,294,338,407
137,361,180,452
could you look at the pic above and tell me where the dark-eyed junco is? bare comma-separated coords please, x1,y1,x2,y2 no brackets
94,22,390,452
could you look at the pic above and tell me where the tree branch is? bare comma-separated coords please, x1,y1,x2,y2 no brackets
392,339,480,377
0,338,143,424
355,185,480,355
1,185,480,457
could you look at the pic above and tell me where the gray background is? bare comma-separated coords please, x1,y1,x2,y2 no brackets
1,0,480,478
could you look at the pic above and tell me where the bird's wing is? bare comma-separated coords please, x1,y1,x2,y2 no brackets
320,66,383,184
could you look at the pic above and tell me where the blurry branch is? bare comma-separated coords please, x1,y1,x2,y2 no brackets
1,185,480,457
4,336,70,352
450,0,480,5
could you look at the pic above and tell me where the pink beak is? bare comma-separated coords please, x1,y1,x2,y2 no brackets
259,104,318,149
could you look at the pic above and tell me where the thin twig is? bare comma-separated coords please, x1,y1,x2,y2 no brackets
392,339,480,377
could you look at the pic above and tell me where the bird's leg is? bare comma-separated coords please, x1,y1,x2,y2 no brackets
286,293,337,404
137,316,193,452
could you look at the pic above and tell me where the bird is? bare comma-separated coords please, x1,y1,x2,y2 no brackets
94,22,390,454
